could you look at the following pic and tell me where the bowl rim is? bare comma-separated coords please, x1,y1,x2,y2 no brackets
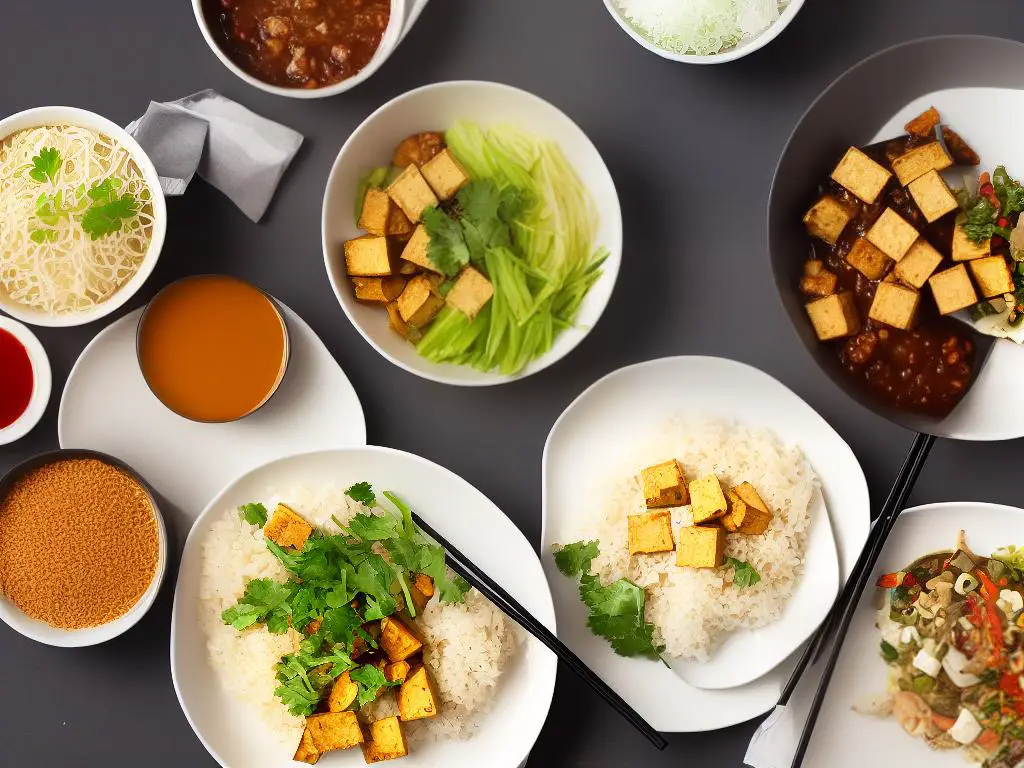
0,316,51,445
190,0,407,99
0,106,167,328
601,0,806,64
320,79,623,386
0,448,169,647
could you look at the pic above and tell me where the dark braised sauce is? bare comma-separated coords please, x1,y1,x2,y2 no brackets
809,136,981,417
202,0,390,89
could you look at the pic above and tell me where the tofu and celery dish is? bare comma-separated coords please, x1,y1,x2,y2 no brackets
201,482,519,764
342,123,607,375
801,106,1024,417
857,533,1024,768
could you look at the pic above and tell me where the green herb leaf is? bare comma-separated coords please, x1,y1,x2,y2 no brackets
422,205,471,277
350,663,400,708
29,228,56,243
221,577,293,631
345,481,376,507
80,180,138,240
879,640,899,662
239,502,268,527
993,166,1024,216
553,540,599,578
354,166,390,220
348,512,402,541
29,147,61,183
726,557,762,588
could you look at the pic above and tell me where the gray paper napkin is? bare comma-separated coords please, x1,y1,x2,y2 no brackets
126,89,303,222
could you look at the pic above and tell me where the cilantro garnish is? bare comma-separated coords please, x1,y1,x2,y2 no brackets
726,557,761,588
422,205,470,276
80,179,139,240
350,663,400,708
554,540,599,578
238,502,268,527
221,577,294,632
345,481,376,507
28,147,61,183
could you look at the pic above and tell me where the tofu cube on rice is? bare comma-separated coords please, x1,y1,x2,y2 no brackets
676,524,726,569
641,459,688,508
627,510,675,555
688,474,728,525
264,504,313,550
361,716,409,764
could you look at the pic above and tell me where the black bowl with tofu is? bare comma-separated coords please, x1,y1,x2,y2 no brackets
767,35,1024,436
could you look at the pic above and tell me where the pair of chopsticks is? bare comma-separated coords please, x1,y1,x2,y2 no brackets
410,511,668,751
782,431,935,765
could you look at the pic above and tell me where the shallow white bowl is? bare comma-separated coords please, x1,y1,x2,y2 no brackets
0,449,168,647
171,446,556,768
0,316,51,445
0,107,166,328
603,0,805,64
322,80,623,386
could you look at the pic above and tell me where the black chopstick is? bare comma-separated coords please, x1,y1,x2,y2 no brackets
788,431,935,766
410,511,669,751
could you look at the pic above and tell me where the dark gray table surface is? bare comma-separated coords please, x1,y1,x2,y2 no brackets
3,0,1024,765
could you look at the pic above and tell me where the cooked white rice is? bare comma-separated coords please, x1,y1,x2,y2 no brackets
560,416,817,661
199,485,520,751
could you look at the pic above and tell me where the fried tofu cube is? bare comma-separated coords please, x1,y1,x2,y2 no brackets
385,302,421,342
306,711,364,753
293,728,321,765
803,195,854,245
800,259,838,297
641,459,688,508
386,165,438,223
383,660,411,684
805,291,861,341
869,281,920,330
397,666,440,721
627,510,675,555
722,482,774,535
908,169,958,223
357,188,392,236
353,276,406,304
831,146,891,204
400,224,440,273
891,141,953,186
263,503,313,550
929,264,978,315
361,717,409,763
894,239,944,289
952,223,991,261
688,474,728,524
385,205,414,238
675,525,726,569
344,235,394,277
396,274,445,328
969,255,1014,298
846,238,891,280
380,616,423,662
420,148,470,201
407,573,434,616
866,208,919,261
905,106,940,138
327,671,358,713
446,266,494,319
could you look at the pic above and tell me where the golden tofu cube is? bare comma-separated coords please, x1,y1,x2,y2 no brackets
894,239,944,289
830,146,891,204
306,711,364,753
866,208,919,261
385,205,414,237
952,223,991,261
641,459,688,508
627,510,675,555
845,238,891,280
688,474,728,524
327,671,358,713
675,525,726,569
358,188,392,236
397,274,445,328
293,728,321,765
353,276,406,305
446,266,494,319
929,264,979,315
400,224,441,273
869,281,920,330
386,165,438,223
805,291,861,341
344,235,394,277
722,486,774,535
397,666,440,721
263,503,313,550
803,195,854,246
891,141,953,186
383,660,411,684
908,169,958,223
361,716,409,764
420,148,470,201
412,572,435,599
380,616,423,662
969,255,1014,298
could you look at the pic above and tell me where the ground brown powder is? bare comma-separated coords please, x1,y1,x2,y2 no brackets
0,458,159,629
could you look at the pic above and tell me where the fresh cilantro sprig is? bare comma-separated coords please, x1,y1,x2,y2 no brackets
350,663,400,708
239,502,268,527
222,577,294,632
29,147,61,182
726,557,762,588
345,481,376,507
80,178,139,240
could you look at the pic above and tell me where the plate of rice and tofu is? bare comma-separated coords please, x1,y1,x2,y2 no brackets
171,446,556,767
541,356,870,731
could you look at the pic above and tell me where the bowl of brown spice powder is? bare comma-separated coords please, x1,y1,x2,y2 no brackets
0,449,167,646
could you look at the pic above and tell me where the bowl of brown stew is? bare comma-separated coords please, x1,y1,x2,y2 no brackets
193,0,407,97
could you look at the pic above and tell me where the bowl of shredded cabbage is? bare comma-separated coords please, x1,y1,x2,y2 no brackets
321,81,622,385
603,0,805,63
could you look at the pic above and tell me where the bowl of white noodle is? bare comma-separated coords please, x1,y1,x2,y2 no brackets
0,107,166,327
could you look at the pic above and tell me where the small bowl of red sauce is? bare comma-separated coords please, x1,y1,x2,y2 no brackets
0,317,51,445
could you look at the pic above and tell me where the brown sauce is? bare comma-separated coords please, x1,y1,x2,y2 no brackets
202,0,390,89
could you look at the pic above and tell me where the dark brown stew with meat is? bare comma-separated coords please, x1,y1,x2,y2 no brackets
202,0,390,89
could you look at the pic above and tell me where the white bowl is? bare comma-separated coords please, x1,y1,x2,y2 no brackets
0,106,167,328
171,446,556,768
603,0,805,64
191,0,409,99
0,449,168,647
0,316,51,445
321,81,623,386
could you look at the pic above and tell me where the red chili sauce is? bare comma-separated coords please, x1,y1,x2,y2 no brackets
0,329,33,429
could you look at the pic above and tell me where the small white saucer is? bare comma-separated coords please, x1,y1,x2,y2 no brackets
0,315,51,445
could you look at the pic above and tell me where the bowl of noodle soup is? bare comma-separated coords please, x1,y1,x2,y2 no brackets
0,106,166,327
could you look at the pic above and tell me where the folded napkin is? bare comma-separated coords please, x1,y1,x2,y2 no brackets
126,89,303,222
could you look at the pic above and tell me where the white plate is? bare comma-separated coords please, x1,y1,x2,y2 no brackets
58,304,366,525
171,447,556,768
541,356,870,731
804,501,1021,767
322,80,622,386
